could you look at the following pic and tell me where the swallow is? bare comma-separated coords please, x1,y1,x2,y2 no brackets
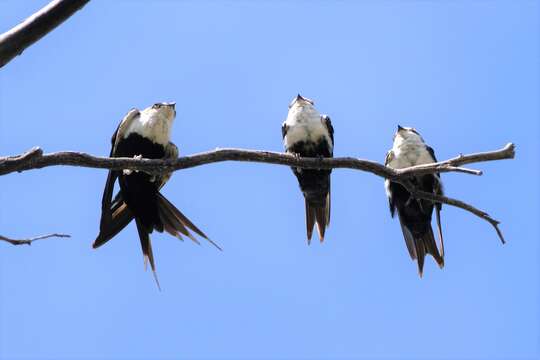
385,125,444,276
94,102,220,288
282,94,334,244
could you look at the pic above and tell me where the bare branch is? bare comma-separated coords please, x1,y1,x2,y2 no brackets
0,233,71,246
0,0,90,68
0,143,515,243
0,143,515,178
396,143,515,177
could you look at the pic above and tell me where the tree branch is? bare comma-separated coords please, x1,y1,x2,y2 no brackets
0,233,70,246
397,143,516,177
0,143,515,243
0,0,90,68
0,143,515,178
404,184,506,244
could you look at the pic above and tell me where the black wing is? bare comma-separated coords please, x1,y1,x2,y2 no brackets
281,122,289,139
384,150,396,217
98,126,121,231
95,109,140,246
321,115,334,145
426,145,437,163
426,144,445,257
426,145,443,206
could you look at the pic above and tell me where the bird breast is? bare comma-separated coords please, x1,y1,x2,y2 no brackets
285,121,331,149
126,112,171,146
284,106,331,148
391,143,433,168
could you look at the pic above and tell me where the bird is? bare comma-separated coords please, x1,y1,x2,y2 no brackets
93,102,220,288
282,94,334,244
385,125,444,277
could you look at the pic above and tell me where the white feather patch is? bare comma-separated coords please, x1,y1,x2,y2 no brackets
284,104,333,149
124,107,173,146
388,132,435,169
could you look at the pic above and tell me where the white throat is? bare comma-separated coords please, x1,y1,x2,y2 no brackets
125,108,173,146
286,103,320,125
389,133,433,168
393,132,424,151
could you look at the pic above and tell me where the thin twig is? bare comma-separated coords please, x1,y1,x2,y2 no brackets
396,143,515,177
0,0,90,68
403,184,506,244
0,233,71,246
440,166,483,176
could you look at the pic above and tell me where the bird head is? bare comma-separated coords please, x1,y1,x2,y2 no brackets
288,94,315,109
150,102,176,123
135,102,177,145
394,125,424,144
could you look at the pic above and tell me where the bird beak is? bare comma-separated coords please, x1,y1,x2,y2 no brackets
397,124,404,132
295,94,314,105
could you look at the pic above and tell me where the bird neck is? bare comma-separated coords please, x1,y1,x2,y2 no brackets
129,110,172,146
287,105,320,125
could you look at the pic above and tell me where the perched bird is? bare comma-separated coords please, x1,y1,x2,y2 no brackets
385,125,444,276
282,94,334,244
94,102,220,287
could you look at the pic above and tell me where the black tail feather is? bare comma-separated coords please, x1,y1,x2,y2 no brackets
314,206,327,242
157,193,221,251
305,199,316,244
93,201,133,249
398,213,444,277
158,197,198,244
135,218,161,290
435,206,445,259
305,193,330,244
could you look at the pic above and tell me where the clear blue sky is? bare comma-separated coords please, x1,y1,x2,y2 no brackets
1,1,538,359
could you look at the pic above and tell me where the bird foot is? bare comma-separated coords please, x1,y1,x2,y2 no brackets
123,154,143,175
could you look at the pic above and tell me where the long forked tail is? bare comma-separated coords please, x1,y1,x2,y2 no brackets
398,216,444,277
156,193,222,251
305,192,331,245
135,218,161,290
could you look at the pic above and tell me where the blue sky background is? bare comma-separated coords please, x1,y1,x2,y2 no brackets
0,1,538,359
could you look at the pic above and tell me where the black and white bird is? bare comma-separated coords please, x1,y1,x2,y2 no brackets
385,125,444,276
282,94,334,244
94,102,220,287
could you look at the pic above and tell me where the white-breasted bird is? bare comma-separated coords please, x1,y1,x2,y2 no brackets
385,125,444,276
94,102,220,288
282,94,334,244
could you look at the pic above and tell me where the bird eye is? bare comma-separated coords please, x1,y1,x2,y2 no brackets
152,103,161,109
